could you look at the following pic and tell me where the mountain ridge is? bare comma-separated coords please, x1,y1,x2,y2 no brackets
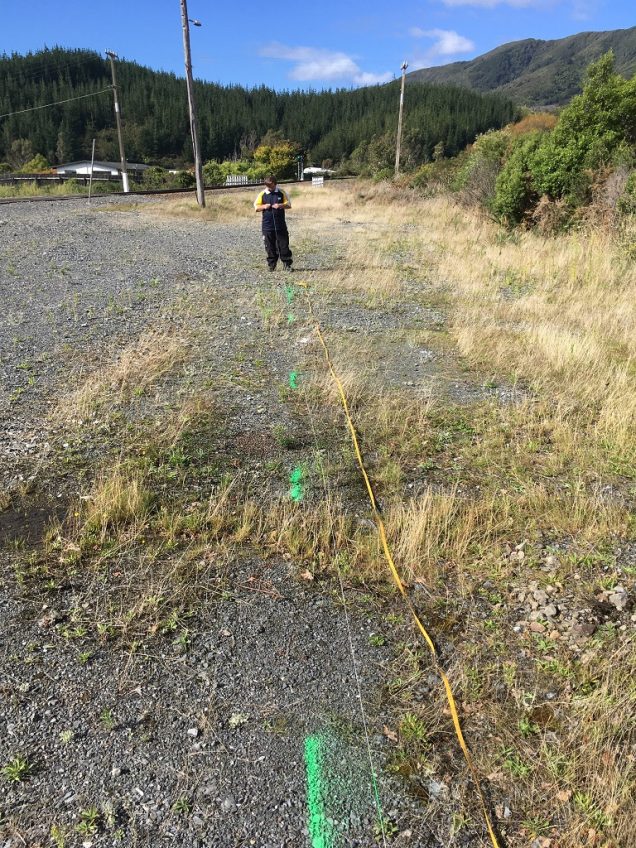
408,26,636,107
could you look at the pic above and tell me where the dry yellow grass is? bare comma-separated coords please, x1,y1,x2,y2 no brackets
143,189,252,222
415,198,636,456
62,326,187,418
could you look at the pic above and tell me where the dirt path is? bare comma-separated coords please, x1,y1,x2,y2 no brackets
0,188,501,847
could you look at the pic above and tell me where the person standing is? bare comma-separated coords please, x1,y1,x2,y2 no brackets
254,175,293,272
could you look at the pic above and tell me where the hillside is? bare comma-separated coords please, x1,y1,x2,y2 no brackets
0,47,517,168
408,26,636,107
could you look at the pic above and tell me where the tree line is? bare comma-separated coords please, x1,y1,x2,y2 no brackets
0,47,519,171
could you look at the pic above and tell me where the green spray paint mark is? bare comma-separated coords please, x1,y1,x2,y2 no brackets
289,466,304,502
304,736,334,848
285,284,295,304
289,370,299,390
287,311,296,325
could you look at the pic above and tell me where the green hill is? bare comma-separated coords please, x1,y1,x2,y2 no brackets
408,26,636,108
0,47,517,168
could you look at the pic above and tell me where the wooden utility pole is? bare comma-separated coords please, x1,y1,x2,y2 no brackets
180,0,205,207
105,51,130,193
394,61,408,177
88,138,96,203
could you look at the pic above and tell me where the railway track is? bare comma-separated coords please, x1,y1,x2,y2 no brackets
0,177,349,206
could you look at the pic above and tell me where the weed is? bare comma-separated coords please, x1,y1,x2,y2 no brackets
501,746,532,777
76,807,100,835
50,824,66,848
2,755,31,782
399,712,427,744
172,796,192,815
99,708,116,731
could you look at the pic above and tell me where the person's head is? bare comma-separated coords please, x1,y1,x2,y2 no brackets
264,175,277,190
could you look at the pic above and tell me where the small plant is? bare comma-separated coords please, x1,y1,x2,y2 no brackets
2,755,31,782
99,708,115,731
171,796,192,815
574,791,611,830
228,712,248,729
522,817,551,837
368,634,386,647
374,814,398,842
50,824,66,848
59,730,74,745
501,745,532,777
174,629,190,651
518,715,540,737
399,712,427,743
76,807,100,835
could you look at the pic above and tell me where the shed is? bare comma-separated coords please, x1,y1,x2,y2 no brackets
56,161,150,177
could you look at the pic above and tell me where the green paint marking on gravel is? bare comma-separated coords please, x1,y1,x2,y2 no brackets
289,465,304,502
289,370,299,389
287,312,296,325
285,284,295,304
304,736,334,848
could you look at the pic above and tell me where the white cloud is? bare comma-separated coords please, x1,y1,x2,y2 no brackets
260,43,391,86
410,28,476,56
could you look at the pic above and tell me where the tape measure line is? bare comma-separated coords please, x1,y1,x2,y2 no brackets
302,289,501,848
300,381,390,848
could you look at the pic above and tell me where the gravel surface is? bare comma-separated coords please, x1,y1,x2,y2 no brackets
0,193,491,847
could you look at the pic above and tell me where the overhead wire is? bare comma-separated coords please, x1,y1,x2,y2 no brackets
0,87,113,120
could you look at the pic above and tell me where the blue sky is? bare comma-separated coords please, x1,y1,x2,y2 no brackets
0,0,633,89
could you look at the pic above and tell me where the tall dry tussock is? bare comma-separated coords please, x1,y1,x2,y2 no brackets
63,327,186,418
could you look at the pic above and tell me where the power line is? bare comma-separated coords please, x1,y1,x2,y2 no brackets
0,87,113,120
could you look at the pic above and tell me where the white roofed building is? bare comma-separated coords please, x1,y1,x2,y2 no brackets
56,161,150,177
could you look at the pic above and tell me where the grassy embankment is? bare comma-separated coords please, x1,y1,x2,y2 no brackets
6,182,634,847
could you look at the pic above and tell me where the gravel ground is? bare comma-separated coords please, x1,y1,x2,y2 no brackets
0,193,490,847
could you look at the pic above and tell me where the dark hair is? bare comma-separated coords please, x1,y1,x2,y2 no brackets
264,175,276,186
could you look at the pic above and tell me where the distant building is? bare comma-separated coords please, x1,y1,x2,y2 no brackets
56,161,150,177
302,165,336,180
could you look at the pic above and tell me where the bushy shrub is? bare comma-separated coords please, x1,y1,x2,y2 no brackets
372,167,393,183
410,153,467,195
253,140,299,179
202,160,223,185
172,170,196,188
618,171,636,215
21,153,51,173
142,167,195,189
142,166,170,188
454,129,510,207
530,52,636,204
492,132,544,224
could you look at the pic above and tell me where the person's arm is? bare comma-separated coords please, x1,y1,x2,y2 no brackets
254,190,271,212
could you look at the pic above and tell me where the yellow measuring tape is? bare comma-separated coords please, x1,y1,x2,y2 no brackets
302,292,501,848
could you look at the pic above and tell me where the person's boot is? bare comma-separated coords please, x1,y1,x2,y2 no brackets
283,263,293,272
